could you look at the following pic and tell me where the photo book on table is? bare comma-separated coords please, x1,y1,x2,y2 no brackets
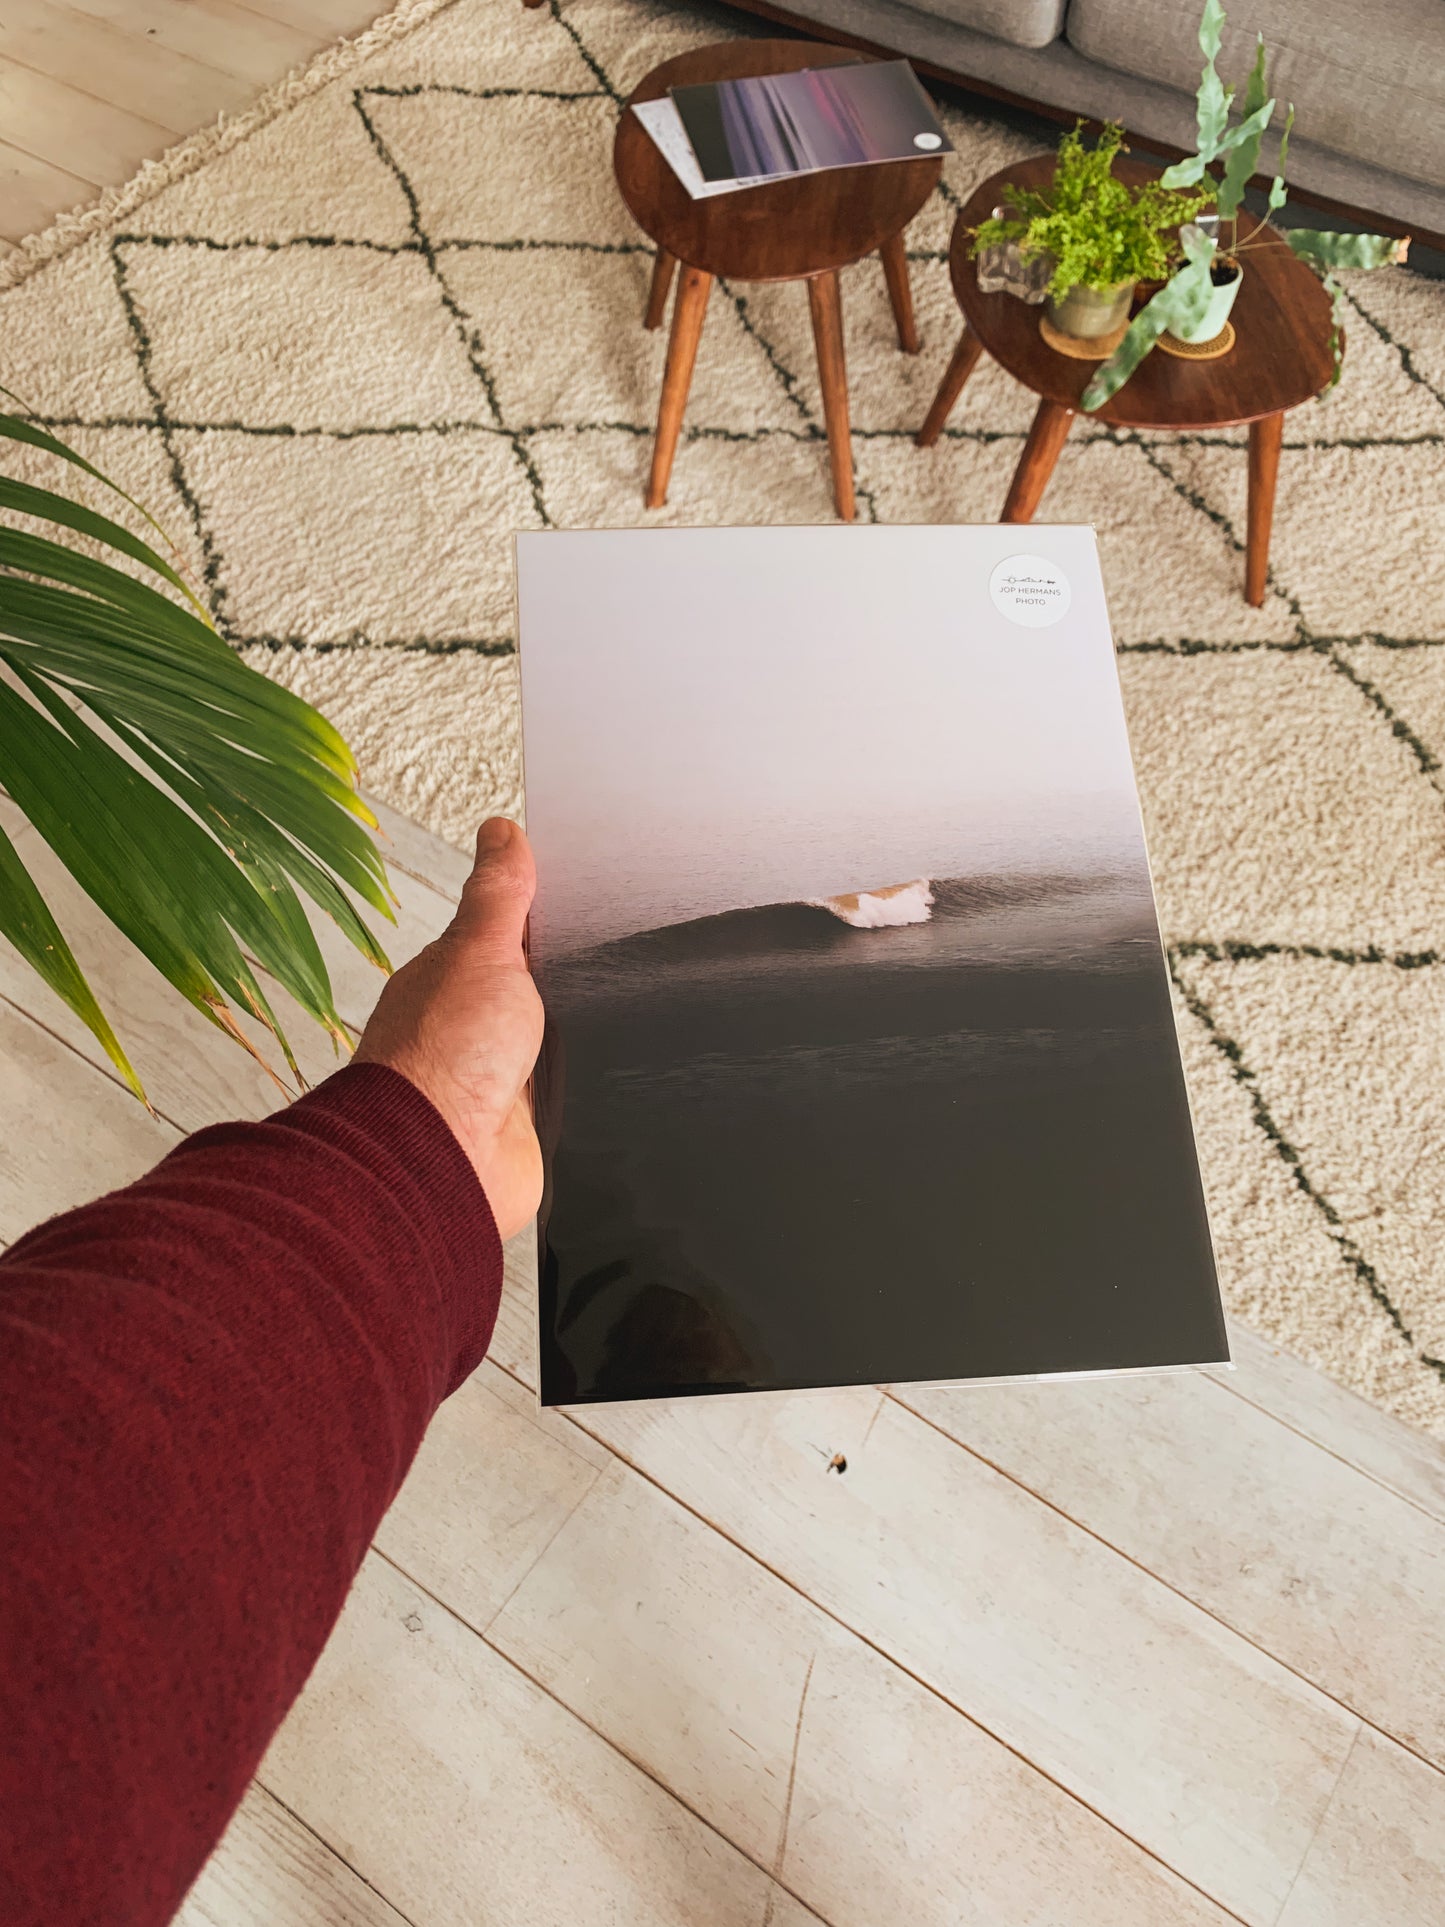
515,526,1228,1407
635,59,952,198
629,97,771,200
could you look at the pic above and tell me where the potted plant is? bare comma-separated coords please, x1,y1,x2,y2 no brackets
0,402,393,1106
1081,0,1409,408
1171,221,1244,346
970,122,1214,349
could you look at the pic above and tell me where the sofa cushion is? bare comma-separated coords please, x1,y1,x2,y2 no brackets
1067,0,1444,191
905,0,1066,55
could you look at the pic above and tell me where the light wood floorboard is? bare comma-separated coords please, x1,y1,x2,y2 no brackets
1214,1324,1445,1526
0,1,254,135
530,1376,1359,1924
0,0,388,246
376,1360,1233,1923
176,1785,414,1927
896,1367,1445,1772
230,0,396,37
1,141,97,239
259,1552,825,1927
0,56,173,190
1276,1728,1445,1927
49,0,323,83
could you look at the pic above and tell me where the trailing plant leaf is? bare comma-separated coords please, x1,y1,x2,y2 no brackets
1279,231,1407,389
1161,0,1231,184
1217,36,1272,222
0,412,395,1100
1081,227,1218,411
1283,228,1409,271
1267,103,1294,212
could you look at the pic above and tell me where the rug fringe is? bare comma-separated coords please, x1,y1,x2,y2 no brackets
0,0,465,293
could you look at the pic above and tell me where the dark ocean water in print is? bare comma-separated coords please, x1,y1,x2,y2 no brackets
534,874,1224,1405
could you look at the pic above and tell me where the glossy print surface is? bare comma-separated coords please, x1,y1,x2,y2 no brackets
517,526,1227,1405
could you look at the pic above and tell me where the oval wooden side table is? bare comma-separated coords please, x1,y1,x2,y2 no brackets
916,156,1337,605
614,41,942,521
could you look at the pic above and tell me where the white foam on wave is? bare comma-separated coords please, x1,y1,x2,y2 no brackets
806,878,935,929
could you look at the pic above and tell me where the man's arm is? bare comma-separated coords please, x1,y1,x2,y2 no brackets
0,818,543,1927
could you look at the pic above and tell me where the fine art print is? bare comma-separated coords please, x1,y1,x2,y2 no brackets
516,526,1226,1406
669,59,951,184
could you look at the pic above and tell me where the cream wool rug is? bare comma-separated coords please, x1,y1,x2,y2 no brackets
4,0,1445,1434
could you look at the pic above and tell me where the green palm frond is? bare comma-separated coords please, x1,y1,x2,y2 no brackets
0,409,394,1107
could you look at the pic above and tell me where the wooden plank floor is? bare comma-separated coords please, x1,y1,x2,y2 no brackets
0,0,389,249
2,797,1444,1925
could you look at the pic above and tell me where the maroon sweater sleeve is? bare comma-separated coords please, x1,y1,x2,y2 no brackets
0,1061,501,1927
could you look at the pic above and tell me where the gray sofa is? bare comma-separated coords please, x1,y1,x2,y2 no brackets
732,0,1445,239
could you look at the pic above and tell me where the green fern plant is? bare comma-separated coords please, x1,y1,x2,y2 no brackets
1081,0,1408,410
971,122,1213,300
0,404,394,1107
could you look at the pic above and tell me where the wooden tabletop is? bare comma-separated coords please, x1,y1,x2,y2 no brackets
613,40,942,285
952,156,1337,428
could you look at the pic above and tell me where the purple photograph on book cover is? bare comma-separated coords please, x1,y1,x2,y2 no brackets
713,62,943,177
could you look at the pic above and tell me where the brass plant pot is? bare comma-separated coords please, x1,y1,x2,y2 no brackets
1045,278,1136,341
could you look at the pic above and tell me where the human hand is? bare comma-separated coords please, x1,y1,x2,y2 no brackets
356,817,544,1240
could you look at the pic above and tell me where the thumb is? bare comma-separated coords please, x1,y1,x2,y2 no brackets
448,817,536,962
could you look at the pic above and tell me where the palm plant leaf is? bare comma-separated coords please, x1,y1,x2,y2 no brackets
0,817,145,1101
0,402,191,582
0,474,203,614
0,410,394,1104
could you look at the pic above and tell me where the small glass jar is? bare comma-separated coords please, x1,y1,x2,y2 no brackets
975,207,1055,304
1045,278,1136,340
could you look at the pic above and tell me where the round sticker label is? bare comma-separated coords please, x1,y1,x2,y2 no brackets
988,554,1071,628
913,132,943,150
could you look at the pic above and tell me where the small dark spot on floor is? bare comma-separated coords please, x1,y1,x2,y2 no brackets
828,1453,847,1475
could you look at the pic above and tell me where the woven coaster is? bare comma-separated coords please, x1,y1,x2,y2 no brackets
1158,321,1236,361
1038,312,1130,359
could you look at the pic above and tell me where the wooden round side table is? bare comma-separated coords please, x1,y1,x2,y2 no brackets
916,156,1337,605
614,41,943,521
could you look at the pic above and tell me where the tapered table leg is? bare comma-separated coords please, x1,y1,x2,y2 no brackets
643,248,676,331
646,263,711,509
1246,410,1284,607
916,325,985,447
1002,397,1075,522
879,229,920,354
807,269,855,522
